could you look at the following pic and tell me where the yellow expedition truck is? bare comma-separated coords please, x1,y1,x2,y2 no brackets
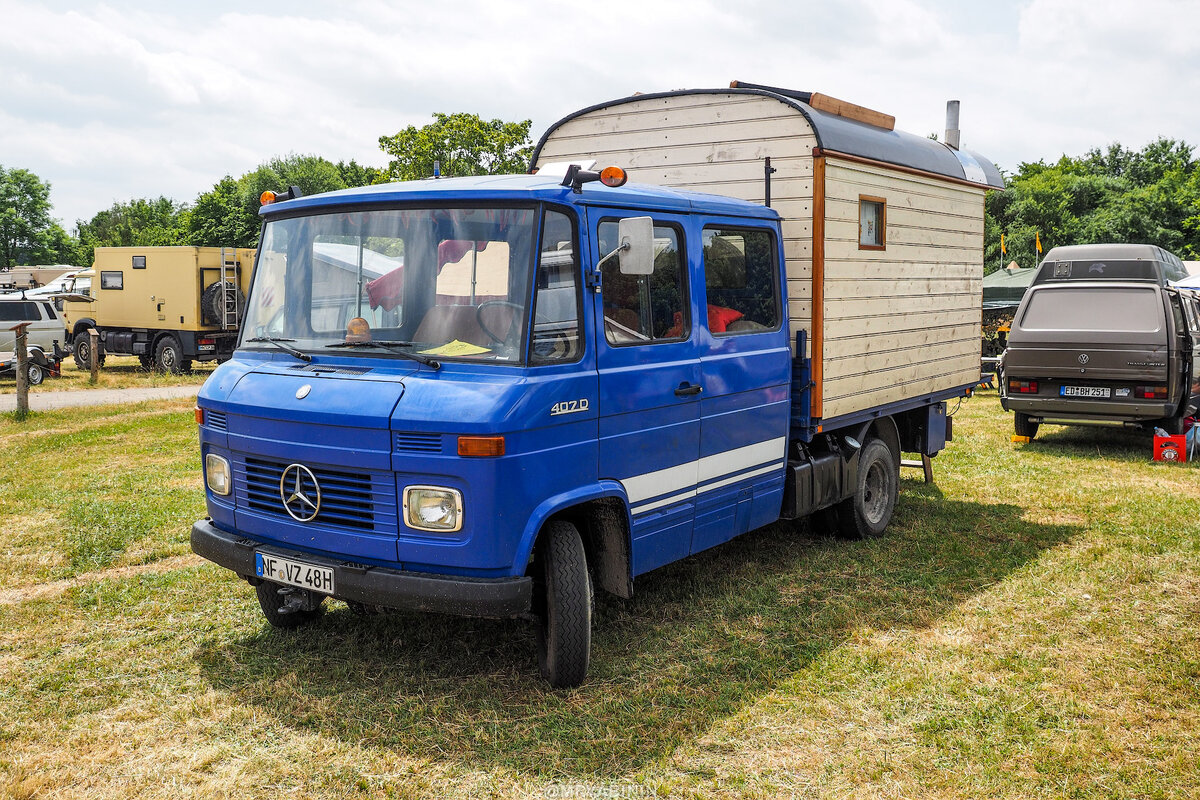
63,246,254,373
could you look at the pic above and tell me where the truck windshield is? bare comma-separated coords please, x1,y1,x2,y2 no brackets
241,207,539,363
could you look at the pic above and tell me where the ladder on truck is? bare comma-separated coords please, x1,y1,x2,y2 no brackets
217,247,241,331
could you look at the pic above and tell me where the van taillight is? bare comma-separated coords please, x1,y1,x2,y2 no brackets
1009,379,1039,394
1135,385,1168,400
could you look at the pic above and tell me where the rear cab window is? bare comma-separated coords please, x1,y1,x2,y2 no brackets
701,226,781,335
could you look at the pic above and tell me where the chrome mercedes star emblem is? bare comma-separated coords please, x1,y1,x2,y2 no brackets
279,463,321,522
1078,353,1090,365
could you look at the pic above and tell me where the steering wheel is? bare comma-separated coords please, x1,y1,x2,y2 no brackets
476,300,523,345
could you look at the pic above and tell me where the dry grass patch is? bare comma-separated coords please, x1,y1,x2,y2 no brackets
0,391,1198,799
0,355,213,394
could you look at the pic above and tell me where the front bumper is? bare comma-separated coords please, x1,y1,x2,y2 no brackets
191,518,532,618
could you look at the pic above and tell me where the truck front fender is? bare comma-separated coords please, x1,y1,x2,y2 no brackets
511,480,630,576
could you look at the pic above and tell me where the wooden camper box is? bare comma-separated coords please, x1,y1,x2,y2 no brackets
532,85,1004,425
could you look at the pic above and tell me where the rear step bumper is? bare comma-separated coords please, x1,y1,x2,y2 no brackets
1002,395,1175,421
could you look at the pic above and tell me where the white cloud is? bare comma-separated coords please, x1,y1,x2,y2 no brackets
2,0,1200,225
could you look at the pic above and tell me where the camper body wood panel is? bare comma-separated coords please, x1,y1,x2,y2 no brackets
537,92,818,356
536,91,987,426
819,159,984,419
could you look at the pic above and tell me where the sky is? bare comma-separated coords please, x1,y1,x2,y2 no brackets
3,0,1200,228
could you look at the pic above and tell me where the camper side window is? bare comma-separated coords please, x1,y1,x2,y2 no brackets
701,227,780,335
859,196,886,249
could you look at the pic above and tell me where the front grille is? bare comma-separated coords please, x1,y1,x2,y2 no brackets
393,432,442,453
243,456,376,530
206,410,228,431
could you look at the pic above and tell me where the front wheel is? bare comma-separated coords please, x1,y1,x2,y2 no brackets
533,520,593,689
833,437,899,540
72,332,102,370
254,581,325,629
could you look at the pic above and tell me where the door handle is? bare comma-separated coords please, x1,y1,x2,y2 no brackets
674,382,702,397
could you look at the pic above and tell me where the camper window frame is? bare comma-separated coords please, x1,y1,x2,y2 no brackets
858,195,887,251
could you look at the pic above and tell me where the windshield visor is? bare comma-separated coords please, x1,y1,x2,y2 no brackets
242,207,539,363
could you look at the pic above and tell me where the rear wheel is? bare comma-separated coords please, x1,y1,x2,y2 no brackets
1014,412,1039,439
254,581,325,629
154,335,191,374
533,520,592,689
833,437,898,540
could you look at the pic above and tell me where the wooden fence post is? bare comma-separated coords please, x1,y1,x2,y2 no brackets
88,328,100,384
10,322,30,419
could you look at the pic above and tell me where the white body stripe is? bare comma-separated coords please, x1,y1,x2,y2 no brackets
620,437,788,515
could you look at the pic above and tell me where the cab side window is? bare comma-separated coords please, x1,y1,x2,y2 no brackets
598,221,687,345
530,210,582,363
701,227,780,335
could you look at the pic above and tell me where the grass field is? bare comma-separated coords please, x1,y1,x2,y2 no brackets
0,355,215,394
1,391,1197,799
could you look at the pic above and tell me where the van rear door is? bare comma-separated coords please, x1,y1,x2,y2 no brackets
1007,284,1171,388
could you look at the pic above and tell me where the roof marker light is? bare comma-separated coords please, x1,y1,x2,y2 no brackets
600,166,628,187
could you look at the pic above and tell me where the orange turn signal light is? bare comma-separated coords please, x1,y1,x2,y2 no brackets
458,435,505,457
194,406,204,425
600,166,628,187
260,190,278,206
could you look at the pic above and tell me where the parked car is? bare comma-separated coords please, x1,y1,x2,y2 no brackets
0,296,66,385
1000,244,1200,438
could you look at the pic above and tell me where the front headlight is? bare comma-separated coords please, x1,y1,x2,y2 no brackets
205,454,231,496
403,486,463,533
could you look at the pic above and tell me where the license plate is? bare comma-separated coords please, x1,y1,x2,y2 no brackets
1060,386,1111,398
255,552,335,595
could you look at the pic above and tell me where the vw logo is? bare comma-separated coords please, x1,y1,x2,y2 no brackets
1078,353,1090,365
279,464,321,522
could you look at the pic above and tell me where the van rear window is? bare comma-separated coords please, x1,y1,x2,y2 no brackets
1020,287,1162,333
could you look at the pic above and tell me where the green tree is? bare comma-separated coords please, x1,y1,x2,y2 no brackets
985,137,1200,270
336,159,386,187
75,196,187,251
186,176,259,248
187,154,350,248
378,112,533,181
0,165,58,267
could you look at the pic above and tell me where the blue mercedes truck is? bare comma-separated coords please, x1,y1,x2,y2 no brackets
192,158,970,687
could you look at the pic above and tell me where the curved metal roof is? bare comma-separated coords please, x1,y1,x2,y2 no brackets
532,87,1005,190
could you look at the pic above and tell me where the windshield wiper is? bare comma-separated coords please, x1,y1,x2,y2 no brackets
245,336,312,362
325,340,440,369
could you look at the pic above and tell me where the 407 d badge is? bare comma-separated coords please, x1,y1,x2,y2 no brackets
550,399,590,416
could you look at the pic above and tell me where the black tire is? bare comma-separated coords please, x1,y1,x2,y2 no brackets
154,335,191,374
254,581,325,629
200,280,246,326
833,437,899,540
25,362,45,385
533,520,593,689
1014,412,1039,439
72,331,101,370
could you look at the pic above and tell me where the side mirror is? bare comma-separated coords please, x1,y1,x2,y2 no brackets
618,217,654,275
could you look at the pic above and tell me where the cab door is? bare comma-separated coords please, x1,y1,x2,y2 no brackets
691,223,791,554
589,209,701,576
